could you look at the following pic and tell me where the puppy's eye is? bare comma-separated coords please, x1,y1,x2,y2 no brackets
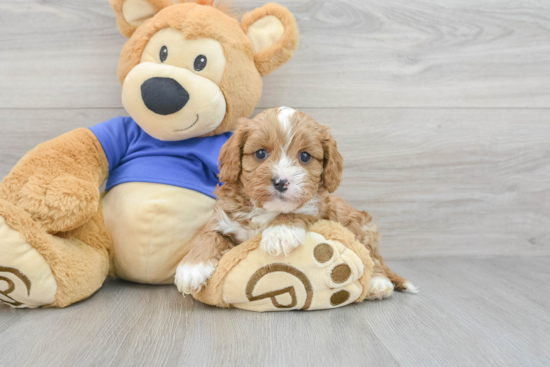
255,149,268,161
160,46,168,63
299,151,311,164
194,55,207,71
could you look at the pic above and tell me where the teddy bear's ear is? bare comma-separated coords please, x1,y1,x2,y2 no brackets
241,3,299,76
110,0,174,38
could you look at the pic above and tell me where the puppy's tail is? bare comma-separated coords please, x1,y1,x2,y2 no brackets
383,264,420,294
359,214,419,294
385,269,419,294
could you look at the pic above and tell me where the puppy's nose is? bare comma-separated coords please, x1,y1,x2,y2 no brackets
141,77,189,115
272,178,288,193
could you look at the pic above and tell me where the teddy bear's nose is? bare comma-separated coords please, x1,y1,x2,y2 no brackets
140,77,189,115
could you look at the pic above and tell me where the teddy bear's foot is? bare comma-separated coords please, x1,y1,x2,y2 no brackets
230,233,366,311
0,215,57,308
0,197,111,308
192,221,375,312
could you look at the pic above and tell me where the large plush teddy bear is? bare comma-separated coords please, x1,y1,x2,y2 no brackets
0,0,299,308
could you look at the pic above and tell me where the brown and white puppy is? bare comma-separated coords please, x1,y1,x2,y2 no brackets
175,107,417,298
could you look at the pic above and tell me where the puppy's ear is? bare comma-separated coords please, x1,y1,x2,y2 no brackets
321,127,344,193
218,118,250,183
241,3,299,76
110,0,174,38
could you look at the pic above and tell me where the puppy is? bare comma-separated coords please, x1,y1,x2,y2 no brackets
175,107,417,299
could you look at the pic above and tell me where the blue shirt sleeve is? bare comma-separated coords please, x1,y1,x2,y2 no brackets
89,116,131,173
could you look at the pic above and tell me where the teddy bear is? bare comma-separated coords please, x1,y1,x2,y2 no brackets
0,0,300,308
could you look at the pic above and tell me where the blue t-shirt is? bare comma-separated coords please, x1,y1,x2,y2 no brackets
89,116,231,198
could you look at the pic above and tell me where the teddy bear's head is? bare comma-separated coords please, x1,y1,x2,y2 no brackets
110,0,299,141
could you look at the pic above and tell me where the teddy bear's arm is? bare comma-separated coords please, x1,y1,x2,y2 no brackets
0,128,109,234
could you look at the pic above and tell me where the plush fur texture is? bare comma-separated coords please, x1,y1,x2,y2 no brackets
240,3,300,76
0,0,299,308
110,0,175,37
0,129,112,307
176,107,413,296
0,129,108,234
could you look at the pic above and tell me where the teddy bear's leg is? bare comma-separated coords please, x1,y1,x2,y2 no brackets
0,198,111,308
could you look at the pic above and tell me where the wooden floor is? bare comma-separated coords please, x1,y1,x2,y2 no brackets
1,257,549,367
1,0,550,366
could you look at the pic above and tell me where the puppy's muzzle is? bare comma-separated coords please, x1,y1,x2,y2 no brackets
272,178,289,193
141,77,190,115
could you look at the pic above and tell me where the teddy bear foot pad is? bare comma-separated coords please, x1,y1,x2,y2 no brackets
0,215,57,308
225,232,365,311
193,221,375,312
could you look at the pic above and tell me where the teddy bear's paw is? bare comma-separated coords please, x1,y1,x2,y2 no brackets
0,215,57,308
222,231,368,311
260,225,306,257
365,276,394,300
175,259,218,295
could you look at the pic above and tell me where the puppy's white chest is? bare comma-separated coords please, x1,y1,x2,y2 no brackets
215,208,278,243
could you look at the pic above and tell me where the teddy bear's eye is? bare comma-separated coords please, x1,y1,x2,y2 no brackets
194,55,207,71
160,46,168,63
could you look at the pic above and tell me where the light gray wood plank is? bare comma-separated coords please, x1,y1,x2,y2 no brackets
1,107,548,259
1,0,550,109
0,0,125,109
2,257,550,366
176,301,399,367
0,281,195,367
365,257,550,366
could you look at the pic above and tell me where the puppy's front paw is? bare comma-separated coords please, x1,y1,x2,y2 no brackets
260,225,306,257
174,259,218,295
